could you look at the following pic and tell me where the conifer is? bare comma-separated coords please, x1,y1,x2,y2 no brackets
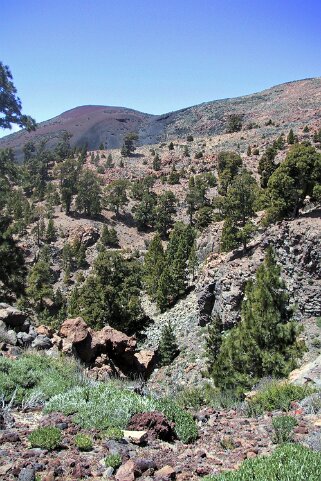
159,321,179,366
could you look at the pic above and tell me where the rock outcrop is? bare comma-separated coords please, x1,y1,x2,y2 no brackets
197,210,321,327
57,317,156,378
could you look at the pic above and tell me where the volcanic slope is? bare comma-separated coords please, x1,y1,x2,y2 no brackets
1,77,321,161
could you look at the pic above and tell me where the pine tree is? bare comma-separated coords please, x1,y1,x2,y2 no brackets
105,153,114,169
26,258,54,311
156,266,175,312
168,142,174,151
153,153,161,171
287,129,295,145
143,233,165,298
211,248,306,393
46,218,56,243
75,169,102,217
159,322,179,366
155,191,177,237
220,218,239,252
100,225,119,248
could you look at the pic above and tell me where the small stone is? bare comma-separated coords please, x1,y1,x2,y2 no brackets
246,451,257,459
0,464,13,476
115,460,136,481
123,429,148,445
18,467,36,481
154,465,176,480
103,466,114,478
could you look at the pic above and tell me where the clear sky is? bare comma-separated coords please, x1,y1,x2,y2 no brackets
1,0,321,136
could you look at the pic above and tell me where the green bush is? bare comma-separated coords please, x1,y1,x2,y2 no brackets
155,398,198,443
272,415,298,444
0,353,85,406
104,427,124,441
176,385,240,411
246,381,313,416
45,383,198,443
75,433,93,451
204,444,321,481
29,426,62,450
105,453,122,469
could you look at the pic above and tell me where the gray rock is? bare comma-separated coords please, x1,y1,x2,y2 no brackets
17,332,35,346
103,466,114,478
18,467,35,481
31,335,52,349
0,304,28,328
6,329,17,345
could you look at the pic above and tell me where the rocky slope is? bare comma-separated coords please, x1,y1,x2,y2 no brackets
1,78,321,161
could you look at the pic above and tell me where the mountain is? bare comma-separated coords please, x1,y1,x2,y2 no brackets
1,77,321,161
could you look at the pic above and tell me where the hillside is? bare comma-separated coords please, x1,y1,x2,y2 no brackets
1,78,321,481
1,77,321,162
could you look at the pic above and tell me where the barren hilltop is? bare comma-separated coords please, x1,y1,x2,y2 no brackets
1,77,321,161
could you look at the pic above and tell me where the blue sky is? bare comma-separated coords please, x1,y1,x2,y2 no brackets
1,0,321,135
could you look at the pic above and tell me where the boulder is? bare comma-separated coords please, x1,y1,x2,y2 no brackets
0,304,28,329
32,335,53,350
91,326,136,355
289,354,321,387
7,329,17,345
59,317,90,344
134,350,157,377
36,325,54,338
69,225,99,247
122,430,148,445
115,460,135,481
154,465,176,481
17,332,36,346
127,412,175,441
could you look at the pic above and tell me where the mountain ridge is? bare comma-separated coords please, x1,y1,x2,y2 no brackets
1,77,321,161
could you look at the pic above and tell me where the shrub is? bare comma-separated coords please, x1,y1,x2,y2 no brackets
220,436,236,450
176,385,241,411
29,426,62,450
272,415,297,444
45,383,198,443
203,444,321,481
155,398,198,443
75,433,93,451
105,453,122,469
246,381,313,416
0,353,85,406
104,427,124,441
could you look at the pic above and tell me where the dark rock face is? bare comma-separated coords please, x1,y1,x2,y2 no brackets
197,212,321,327
0,304,28,329
127,411,176,441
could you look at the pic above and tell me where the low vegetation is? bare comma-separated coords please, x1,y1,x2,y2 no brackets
45,383,198,443
29,426,62,451
0,353,85,405
246,381,313,416
272,415,298,444
75,433,93,451
204,444,321,481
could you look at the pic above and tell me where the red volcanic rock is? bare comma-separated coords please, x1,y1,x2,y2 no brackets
59,317,89,344
134,350,157,376
127,412,175,441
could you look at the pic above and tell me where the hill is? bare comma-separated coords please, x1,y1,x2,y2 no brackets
1,77,321,161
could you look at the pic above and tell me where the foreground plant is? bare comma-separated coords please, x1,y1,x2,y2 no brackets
204,444,321,481
29,426,62,451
